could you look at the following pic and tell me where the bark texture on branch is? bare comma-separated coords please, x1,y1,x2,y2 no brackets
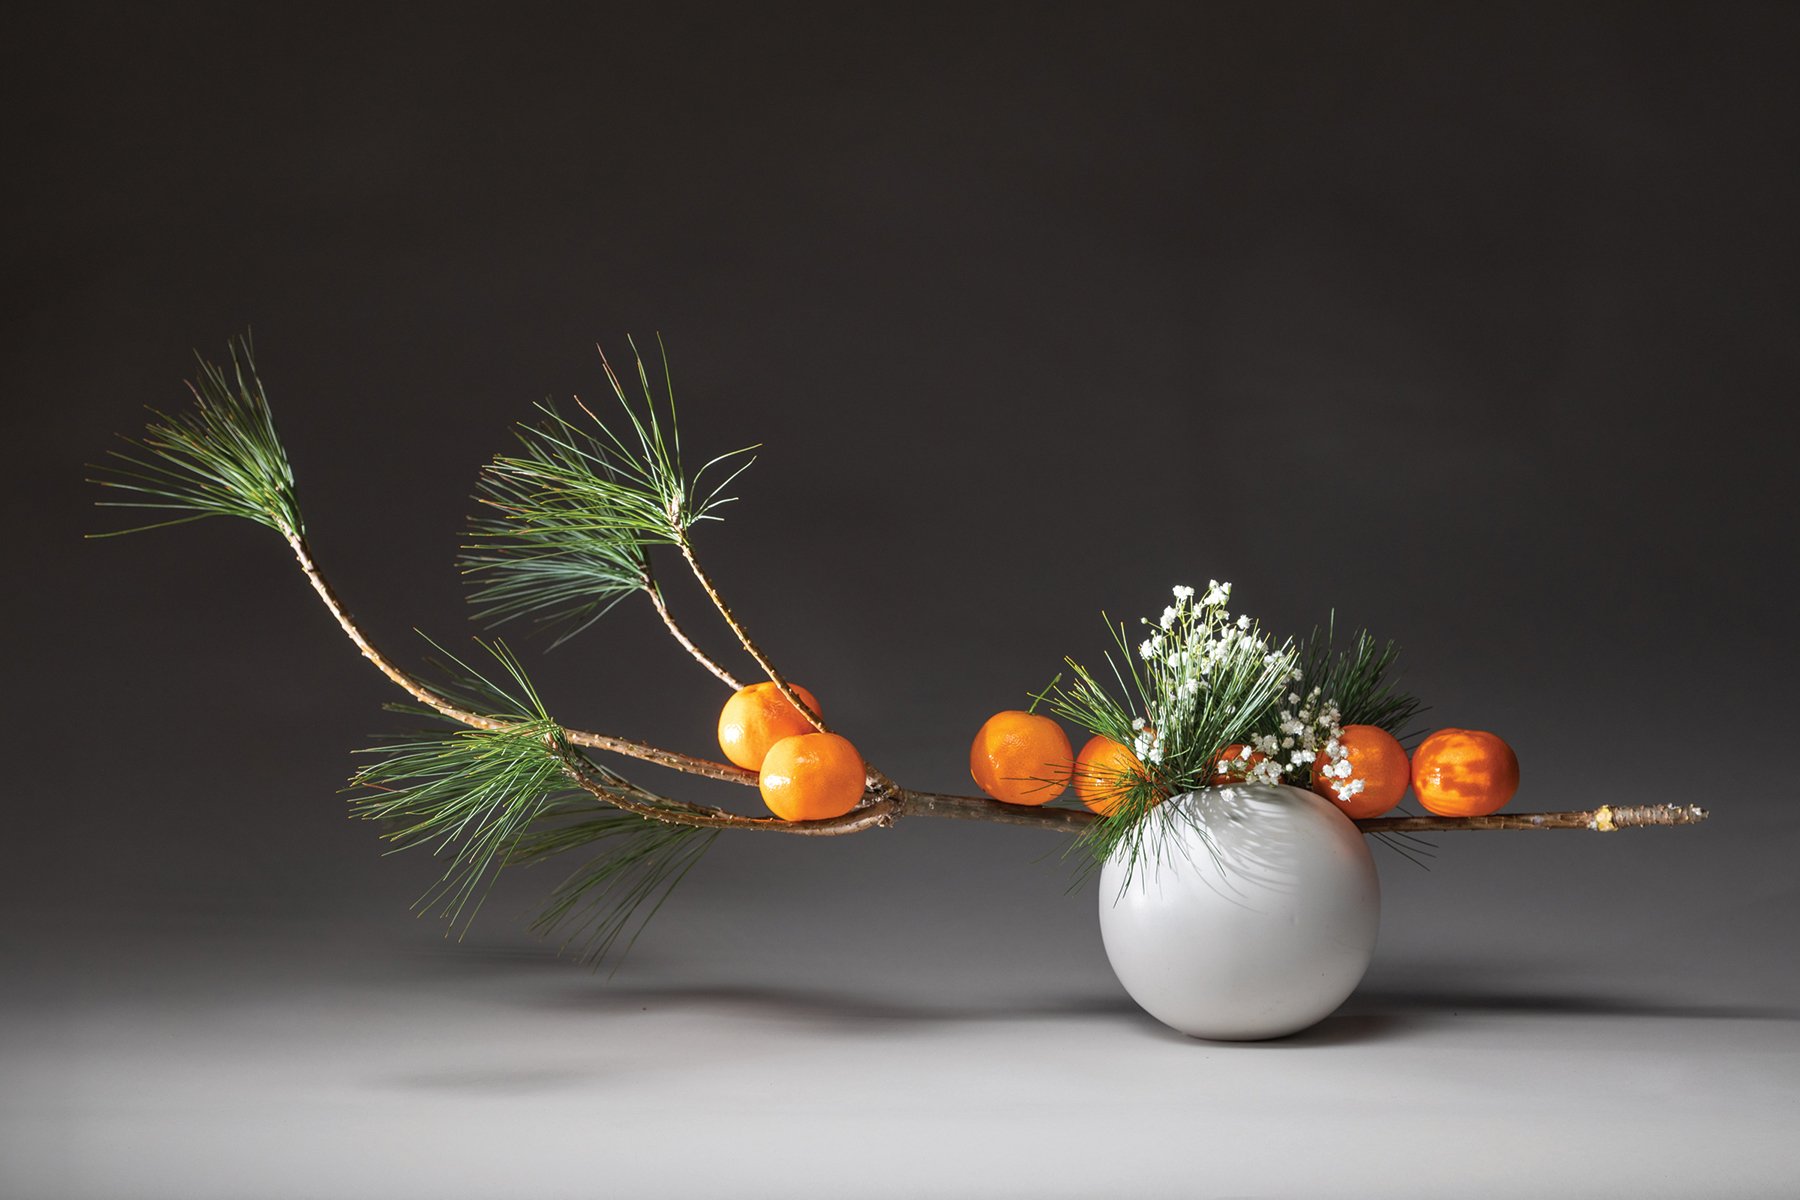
289,532,750,783
562,750,903,835
289,533,505,732
645,576,742,690
287,532,1711,844
676,530,906,800
1357,804,1710,833
899,791,1098,830
676,535,825,729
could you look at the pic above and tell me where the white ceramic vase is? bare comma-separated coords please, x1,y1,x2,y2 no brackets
1097,783,1380,1040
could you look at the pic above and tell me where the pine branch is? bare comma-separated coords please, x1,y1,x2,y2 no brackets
646,577,743,689
1358,804,1710,832
91,336,1714,876
290,533,750,784
352,720,567,931
1041,630,1173,882
351,642,729,960
461,454,650,650
1290,620,1425,740
1047,598,1296,883
511,800,720,964
675,532,827,732
89,334,301,537
460,400,656,642
349,642,567,931
461,339,754,686
674,529,908,799
89,338,759,778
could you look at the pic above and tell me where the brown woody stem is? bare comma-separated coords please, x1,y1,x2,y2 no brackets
675,530,905,799
561,749,902,835
285,533,1709,843
289,533,505,732
900,792,1097,831
645,575,742,689
287,533,746,784
674,532,825,728
1356,804,1710,833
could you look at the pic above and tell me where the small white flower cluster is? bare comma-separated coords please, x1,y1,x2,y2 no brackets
1248,686,1355,794
1134,582,1294,770
1216,740,1285,786
1128,716,1158,765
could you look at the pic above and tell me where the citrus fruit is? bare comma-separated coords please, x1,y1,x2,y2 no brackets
1208,743,1268,786
717,681,821,770
1411,728,1519,817
1309,724,1410,819
758,732,865,821
1072,734,1149,817
970,710,1073,806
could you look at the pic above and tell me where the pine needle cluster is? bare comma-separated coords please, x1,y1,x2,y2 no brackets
93,339,733,965
462,341,754,644
89,335,302,538
1286,620,1425,742
351,640,718,961
1050,587,1429,882
91,333,1447,966
352,717,569,929
1048,589,1298,883
349,641,566,930
510,800,718,964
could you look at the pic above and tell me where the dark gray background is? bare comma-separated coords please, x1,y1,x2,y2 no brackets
6,4,1798,1197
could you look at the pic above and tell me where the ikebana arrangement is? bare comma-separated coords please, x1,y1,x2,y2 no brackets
92,337,1708,1039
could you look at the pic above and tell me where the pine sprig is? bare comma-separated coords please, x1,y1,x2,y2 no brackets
1290,620,1425,741
349,639,716,958
349,640,564,929
1048,589,1297,883
90,335,302,538
352,716,569,930
461,403,655,645
1046,635,1179,886
461,340,756,643
511,798,718,965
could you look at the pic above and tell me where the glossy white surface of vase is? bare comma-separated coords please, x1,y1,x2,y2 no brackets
1097,783,1379,1041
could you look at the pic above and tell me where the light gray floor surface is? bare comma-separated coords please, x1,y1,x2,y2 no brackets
6,909,1796,1200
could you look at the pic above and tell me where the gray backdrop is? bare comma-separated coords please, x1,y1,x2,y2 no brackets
7,4,1798,1197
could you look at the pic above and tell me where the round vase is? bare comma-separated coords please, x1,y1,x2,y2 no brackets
1097,783,1379,1040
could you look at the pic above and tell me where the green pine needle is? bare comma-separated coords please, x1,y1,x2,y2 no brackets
461,339,755,644
1289,619,1426,742
510,799,718,967
1048,601,1296,886
348,639,715,962
352,715,569,932
90,335,302,539
349,640,563,930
